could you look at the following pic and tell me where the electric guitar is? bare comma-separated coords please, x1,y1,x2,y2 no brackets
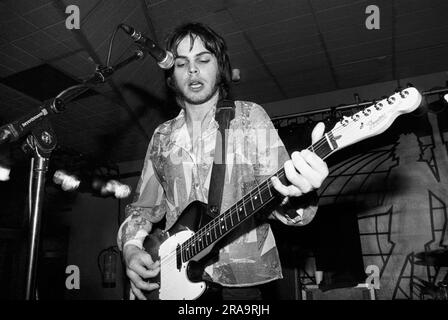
142,87,422,300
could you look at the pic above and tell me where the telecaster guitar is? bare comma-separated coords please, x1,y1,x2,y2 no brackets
142,87,422,300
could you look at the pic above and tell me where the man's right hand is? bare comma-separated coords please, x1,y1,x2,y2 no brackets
123,244,160,300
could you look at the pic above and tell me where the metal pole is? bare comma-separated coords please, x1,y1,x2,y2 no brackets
24,153,48,300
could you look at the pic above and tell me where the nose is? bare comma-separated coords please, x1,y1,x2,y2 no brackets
188,62,198,75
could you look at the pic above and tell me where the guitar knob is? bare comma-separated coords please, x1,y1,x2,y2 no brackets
362,108,372,116
210,205,219,215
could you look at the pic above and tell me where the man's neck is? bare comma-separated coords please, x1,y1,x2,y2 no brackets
183,91,219,147
184,91,219,127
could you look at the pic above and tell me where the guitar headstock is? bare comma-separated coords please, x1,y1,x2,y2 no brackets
329,87,422,151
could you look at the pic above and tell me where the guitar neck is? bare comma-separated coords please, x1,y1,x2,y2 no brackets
180,132,338,262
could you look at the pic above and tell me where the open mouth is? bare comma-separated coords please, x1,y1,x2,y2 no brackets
188,80,204,91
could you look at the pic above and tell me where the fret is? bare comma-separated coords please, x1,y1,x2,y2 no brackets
189,245,193,261
217,216,224,236
205,227,211,245
190,240,196,258
249,191,255,210
251,189,263,209
220,214,228,231
265,179,273,197
213,220,218,241
202,230,208,247
243,195,253,216
225,213,233,230
236,202,244,222
256,184,263,204
200,233,205,250
196,234,203,251
327,131,338,150
182,239,189,261
229,205,234,226
184,245,190,261
309,144,315,153
215,218,223,239
241,198,248,217
181,243,185,262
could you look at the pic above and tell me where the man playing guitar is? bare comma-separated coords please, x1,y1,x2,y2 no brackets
117,22,330,300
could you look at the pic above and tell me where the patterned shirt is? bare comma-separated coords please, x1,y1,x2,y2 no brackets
117,100,313,286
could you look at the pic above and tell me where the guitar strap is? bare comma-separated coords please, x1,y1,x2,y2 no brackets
206,99,235,218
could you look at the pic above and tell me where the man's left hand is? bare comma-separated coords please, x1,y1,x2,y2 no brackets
271,122,329,199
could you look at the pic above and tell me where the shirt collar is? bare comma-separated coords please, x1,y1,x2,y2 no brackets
162,106,219,149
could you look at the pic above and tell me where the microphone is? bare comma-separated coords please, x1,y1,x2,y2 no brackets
0,98,63,145
119,23,174,69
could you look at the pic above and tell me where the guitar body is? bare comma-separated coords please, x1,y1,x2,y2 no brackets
142,201,222,300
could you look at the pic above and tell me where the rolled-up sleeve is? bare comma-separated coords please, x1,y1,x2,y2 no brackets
117,134,167,251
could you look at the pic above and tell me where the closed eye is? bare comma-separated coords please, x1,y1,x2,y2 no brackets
175,58,187,67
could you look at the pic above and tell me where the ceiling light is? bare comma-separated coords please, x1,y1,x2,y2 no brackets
0,165,10,181
53,170,80,191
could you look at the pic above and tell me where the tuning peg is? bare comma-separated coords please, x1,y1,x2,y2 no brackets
386,95,396,104
351,113,360,121
372,100,382,110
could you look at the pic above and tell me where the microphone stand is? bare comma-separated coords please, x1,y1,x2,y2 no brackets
14,49,145,300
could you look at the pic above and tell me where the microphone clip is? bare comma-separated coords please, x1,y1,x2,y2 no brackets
21,118,57,158
92,65,115,84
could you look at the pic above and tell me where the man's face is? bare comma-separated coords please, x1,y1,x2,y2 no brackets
171,35,220,105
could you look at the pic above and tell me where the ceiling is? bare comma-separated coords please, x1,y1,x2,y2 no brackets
0,0,447,166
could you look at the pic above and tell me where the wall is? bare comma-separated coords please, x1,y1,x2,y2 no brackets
58,193,124,300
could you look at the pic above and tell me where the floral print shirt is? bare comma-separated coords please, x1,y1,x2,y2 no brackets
118,101,299,286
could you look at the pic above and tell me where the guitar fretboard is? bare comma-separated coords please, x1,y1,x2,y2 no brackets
180,131,337,262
